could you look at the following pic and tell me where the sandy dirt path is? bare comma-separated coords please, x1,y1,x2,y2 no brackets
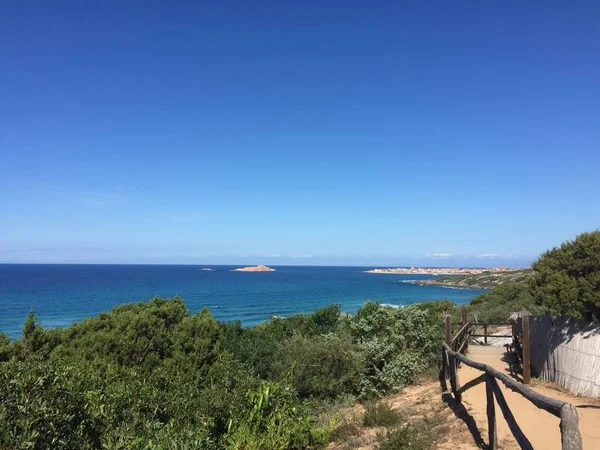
329,345,600,449
456,346,600,449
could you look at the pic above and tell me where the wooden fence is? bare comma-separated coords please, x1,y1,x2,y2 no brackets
441,314,582,450
471,322,512,345
514,314,600,397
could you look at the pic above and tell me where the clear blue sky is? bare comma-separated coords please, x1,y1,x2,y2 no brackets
1,1,599,267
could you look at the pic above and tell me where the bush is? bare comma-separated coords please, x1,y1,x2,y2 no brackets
357,342,424,398
49,297,189,370
0,298,444,448
363,401,402,427
0,358,102,449
349,303,441,398
220,304,345,381
530,230,600,322
273,332,364,398
469,282,538,322
377,422,436,450
329,416,362,443
0,333,12,362
469,231,600,324
225,381,315,450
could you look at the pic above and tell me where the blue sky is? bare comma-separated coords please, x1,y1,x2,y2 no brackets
1,1,599,267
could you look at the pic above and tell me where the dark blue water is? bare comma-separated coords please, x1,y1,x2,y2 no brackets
0,264,485,339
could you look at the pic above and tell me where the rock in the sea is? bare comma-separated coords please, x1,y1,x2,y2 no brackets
232,265,276,272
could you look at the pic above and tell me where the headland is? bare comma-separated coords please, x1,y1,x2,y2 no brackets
364,266,522,275
404,269,532,289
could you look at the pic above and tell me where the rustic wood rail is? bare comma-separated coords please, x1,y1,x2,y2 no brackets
470,322,513,345
512,316,532,384
441,315,582,450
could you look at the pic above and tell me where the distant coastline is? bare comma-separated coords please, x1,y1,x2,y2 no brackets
400,269,532,289
364,266,523,276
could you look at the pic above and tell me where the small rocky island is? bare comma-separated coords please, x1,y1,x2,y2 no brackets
231,264,276,272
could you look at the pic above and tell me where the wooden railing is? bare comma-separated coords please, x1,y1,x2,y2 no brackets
445,314,471,355
441,315,582,450
470,322,512,345
512,316,532,384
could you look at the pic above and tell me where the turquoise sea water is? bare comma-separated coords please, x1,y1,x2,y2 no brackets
0,264,485,339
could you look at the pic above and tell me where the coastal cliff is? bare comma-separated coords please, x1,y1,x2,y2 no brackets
232,265,276,272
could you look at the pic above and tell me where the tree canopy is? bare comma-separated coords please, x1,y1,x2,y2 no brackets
529,230,600,321
467,230,600,323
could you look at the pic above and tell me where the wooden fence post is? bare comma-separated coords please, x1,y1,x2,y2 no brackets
461,306,469,353
523,316,531,384
485,374,498,450
560,404,583,450
440,346,448,392
453,354,462,403
484,324,488,345
488,377,534,449
445,314,452,347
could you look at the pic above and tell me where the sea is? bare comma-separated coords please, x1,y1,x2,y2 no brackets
0,264,486,339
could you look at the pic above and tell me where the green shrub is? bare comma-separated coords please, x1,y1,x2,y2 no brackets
349,303,441,398
220,304,345,382
358,344,424,398
0,358,102,449
329,416,362,443
0,333,12,362
225,381,315,450
470,231,600,323
303,394,356,445
377,422,436,450
529,230,600,322
469,282,537,322
0,297,443,448
304,303,342,335
363,401,402,427
273,332,364,398
220,321,280,379
49,297,189,370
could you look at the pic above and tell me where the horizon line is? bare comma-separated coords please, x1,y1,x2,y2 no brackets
0,262,529,269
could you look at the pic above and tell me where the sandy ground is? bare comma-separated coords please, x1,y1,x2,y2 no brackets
327,381,476,450
457,346,600,449
471,327,513,347
329,345,600,449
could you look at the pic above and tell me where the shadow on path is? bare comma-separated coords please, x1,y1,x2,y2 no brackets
500,350,523,383
441,392,488,449
439,364,488,448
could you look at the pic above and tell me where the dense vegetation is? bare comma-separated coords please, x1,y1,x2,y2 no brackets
468,282,538,323
0,298,449,449
529,230,600,322
468,230,600,323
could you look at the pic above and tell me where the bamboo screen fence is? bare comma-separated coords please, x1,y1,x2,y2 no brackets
527,314,600,398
